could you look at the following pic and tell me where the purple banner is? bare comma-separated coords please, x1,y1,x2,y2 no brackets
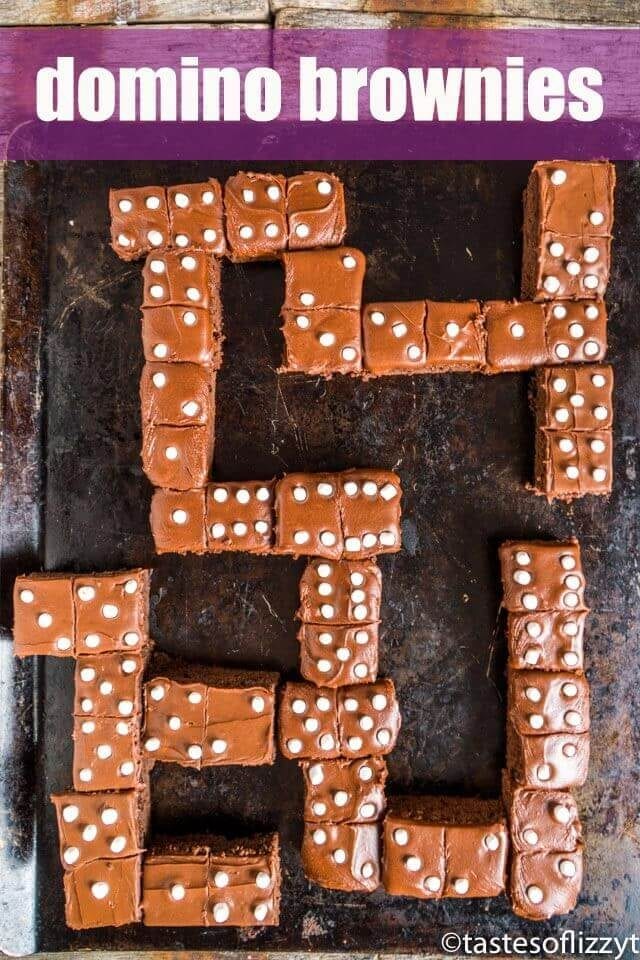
1,28,640,160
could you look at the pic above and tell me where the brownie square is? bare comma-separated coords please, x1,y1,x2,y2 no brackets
383,816,446,899
150,489,208,555
362,301,428,376
506,609,586,672
338,470,402,559
286,171,346,250
274,472,343,559
278,682,339,760
74,652,146,720
499,540,587,614
298,622,379,687
506,785,582,855
141,305,223,367
535,364,613,432
167,179,226,256
508,669,590,737
506,721,590,790
297,558,381,625
63,855,142,928
484,300,548,373
301,822,380,892
510,848,583,920
142,422,214,491
535,429,612,501
280,307,362,376
13,573,75,657
140,362,216,428
336,679,401,758
301,757,387,823
544,300,607,364
142,249,220,310
73,570,150,656
52,789,148,869
205,480,275,553
206,833,281,925
224,172,287,261
424,300,486,372
73,716,143,792
142,841,209,926
109,185,169,261
282,247,366,312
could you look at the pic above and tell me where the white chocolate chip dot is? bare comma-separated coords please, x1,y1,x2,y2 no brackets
145,195,161,210
171,509,188,525
523,829,539,846
484,833,500,851
147,230,163,247
170,883,186,901
559,858,577,878
213,903,230,923
309,764,324,785
394,828,409,846
313,828,327,845
550,169,567,185
407,345,422,361
239,225,254,240
445,321,460,338
251,696,265,713
62,804,79,823
543,276,560,294
549,241,564,258
585,304,599,320
392,322,408,338
552,304,567,319
295,315,310,330
370,311,385,326
118,198,133,213
348,736,363,751
117,234,131,247
553,377,567,393
522,594,538,611
569,323,584,339
566,466,580,480
101,603,119,620
405,855,422,872
584,274,599,290
510,322,525,339
525,621,541,639
300,292,315,307
563,651,579,667
319,332,336,348
513,570,532,586
425,876,441,893
565,260,580,277
287,738,302,755
312,801,327,817
295,224,310,239
583,340,600,357
359,764,373,782
528,714,544,730
63,846,80,865
453,878,470,895
527,884,544,904
110,836,126,854
553,804,572,824
168,715,181,731
242,189,255,203
319,734,335,751
265,223,279,238
564,710,582,727
589,210,605,226
267,184,281,201
316,696,331,711
525,686,542,703
211,739,227,755
37,613,53,629
360,803,376,818
91,882,110,900
304,717,320,733
342,346,358,363
342,255,357,269
317,180,332,195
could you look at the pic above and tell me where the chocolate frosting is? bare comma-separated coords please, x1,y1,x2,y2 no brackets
64,855,142,929
279,682,340,760
301,822,380,892
141,305,223,367
274,472,344,559
286,172,346,250
109,185,169,262
167,179,226,256
362,301,427,376
336,679,401,758
73,570,151,656
499,540,587,614
225,172,287,261
301,757,387,823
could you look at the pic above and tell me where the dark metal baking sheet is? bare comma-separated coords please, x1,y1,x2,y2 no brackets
1,160,639,956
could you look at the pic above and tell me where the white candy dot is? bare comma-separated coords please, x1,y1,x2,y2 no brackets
265,223,279,238
211,739,227,755
309,764,324,785
405,855,422,872
555,343,570,359
110,835,127,854
313,828,327,845
295,224,310,239
525,620,541,638
118,198,133,213
589,210,605,226
550,169,566,185
527,884,544,904
152,371,166,388
145,738,160,752
543,276,560,294
267,184,281,201
317,180,332,195
549,241,564,258
584,340,600,357
91,882,110,900
63,846,80,865
559,858,577,878
453,878,470,895
510,322,525,339
171,509,188,525
584,274,599,290
555,407,570,424
213,902,230,923
147,230,163,247
523,829,539,846
445,321,460,338
37,613,53,629
394,829,409,846
522,594,538,611
553,804,572,824
117,234,131,247
552,304,567,319
300,292,315,307
569,323,584,339
565,260,580,277
242,189,255,203
170,883,186,901
425,876,441,893
370,311,385,326
239,225,254,239
319,332,336,348
559,438,574,454
593,405,608,421
287,738,302,754
342,346,358,362
342,255,357,269
145,195,161,210
566,466,580,480
296,315,310,330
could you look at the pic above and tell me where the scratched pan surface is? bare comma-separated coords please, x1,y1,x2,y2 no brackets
1,161,639,956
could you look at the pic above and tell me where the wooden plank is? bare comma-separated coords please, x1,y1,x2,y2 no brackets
271,0,365,10
0,0,270,25
365,0,640,24
274,8,594,26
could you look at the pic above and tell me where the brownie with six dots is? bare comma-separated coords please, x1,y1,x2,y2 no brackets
205,480,276,553
499,540,587,615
